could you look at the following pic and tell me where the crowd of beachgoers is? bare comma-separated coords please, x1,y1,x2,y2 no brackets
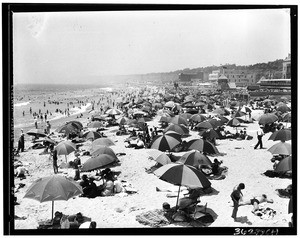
12,84,293,231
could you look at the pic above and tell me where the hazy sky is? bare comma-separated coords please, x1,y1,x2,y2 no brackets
13,9,291,84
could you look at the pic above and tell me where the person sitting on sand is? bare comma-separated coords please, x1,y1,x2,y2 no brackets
15,166,28,179
211,158,223,175
79,175,90,189
239,194,274,213
178,187,202,210
199,164,213,176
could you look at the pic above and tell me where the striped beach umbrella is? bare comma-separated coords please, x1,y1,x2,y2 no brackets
83,131,102,141
151,131,182,152
55,141,76,155
164,124,189,136
199,128,219,139
185,139,219,155
155,153,172,166
178,150,212,168
170,115,189,126
154,163,211,209
105,108,122,115
90,145,117,160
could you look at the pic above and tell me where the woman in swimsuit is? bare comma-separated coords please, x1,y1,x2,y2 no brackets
240,194,274,212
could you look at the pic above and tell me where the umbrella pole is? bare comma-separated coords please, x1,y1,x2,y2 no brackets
52,201,54,221
65,155,67,163
175,185,181,211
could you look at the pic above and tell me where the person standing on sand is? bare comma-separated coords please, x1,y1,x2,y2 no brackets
16,130,25,155
254,126,264,149
34,117,38,129
52,149,59,174
231,183,245,221
46,121,51,134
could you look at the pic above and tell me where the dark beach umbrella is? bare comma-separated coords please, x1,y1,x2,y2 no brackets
90,145,117,160
268,142,291,155
275,156,292,173
83,131,102,141
208,119,222,128
226,118,241,127
81,154,117,172
92,137,115,151
258,113,278,125
56,123,78,135
199,128,219,139
55,141,76,155
67,121,83,130
88,121,104,129
277,104,290,113
190,114,207,123
26,129,47,138
218,116,229,125
151,131,182,152
164,124,189,136
179,150,212,168
185,139,219,155
24,175,82,220
154,163,211,209
195,121,213,130
268,129,291,142
170,115,189,126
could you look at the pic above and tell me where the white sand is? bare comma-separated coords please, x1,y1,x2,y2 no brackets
14,115,292,229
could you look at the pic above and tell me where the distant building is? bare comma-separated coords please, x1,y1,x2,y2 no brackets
282,54,291,79
222,69,256,87
218,74,229,91
179,72,204,82
208,70,220,85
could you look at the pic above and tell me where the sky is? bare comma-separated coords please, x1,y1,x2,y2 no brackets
13,8,291,84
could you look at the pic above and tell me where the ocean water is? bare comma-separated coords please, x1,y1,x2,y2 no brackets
13,84,112,129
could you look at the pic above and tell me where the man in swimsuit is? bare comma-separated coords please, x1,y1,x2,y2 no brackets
240,194,274,213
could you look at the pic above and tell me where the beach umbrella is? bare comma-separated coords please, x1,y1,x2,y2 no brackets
105,108,122,115
67,121,83,130
155,153,172,166
56,123,78,135
157,115,171,123
90,145,117,160
91,138,115,150
93,115,109,121
83,131,102,141
226,118,241,127
199,128,219,139
26,129,47,138
116,116,129,125
157,109,174,117
240,106,252,113
211,108,225,115
179,112,193,120
147,149,165,160
154,164,211,209
185,139,219,155
133,110,147,116
55,141,76,157
87,121,104,129
218,116,229,125
151,131,182,152
179,150,212,168
208,119,222,128
81,154,117,172
268,129,291,142
268,142,291,156
258,113,278,125
282,112,291,123
185,96,195,102
164,123,189,136
24,175,82,220
276,104,290,113
153,102,163,109
190,114,207,123
195,121,213,130
275,156,292,173
170,115,188,126
165,101,175,108
204,104,214,111
233,111,247,118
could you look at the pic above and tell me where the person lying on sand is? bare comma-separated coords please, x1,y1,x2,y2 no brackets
239,194,274,213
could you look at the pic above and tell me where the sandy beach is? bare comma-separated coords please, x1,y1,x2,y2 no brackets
11,84,293,233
